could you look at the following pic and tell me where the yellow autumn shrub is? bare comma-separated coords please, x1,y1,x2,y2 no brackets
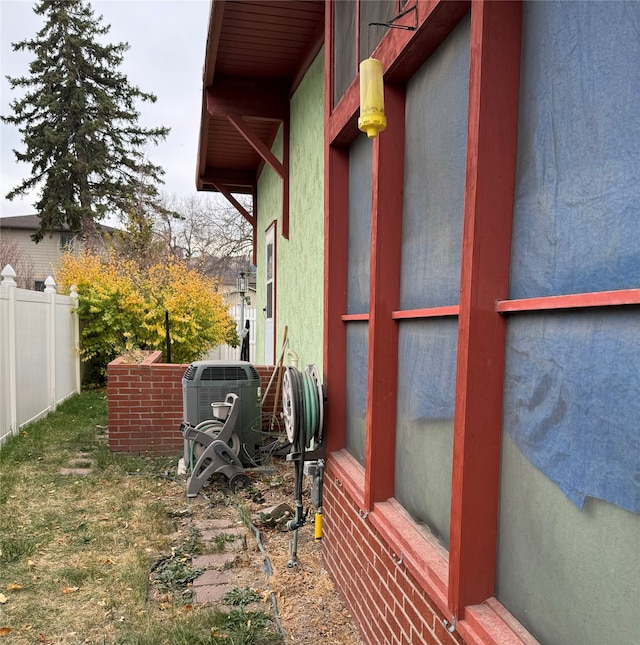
56,251,238,380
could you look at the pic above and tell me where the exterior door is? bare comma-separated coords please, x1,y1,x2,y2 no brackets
264,224,275,365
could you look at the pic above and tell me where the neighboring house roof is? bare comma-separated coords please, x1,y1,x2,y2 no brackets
196,0,325,196
0,215,45,230
0,214,116,235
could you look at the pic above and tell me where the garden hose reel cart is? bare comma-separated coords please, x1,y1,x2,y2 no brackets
180,393,251,498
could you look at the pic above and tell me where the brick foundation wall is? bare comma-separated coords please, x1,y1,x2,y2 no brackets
323,474,465,645
107,354,283,456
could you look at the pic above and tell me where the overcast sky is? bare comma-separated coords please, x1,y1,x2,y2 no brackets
0,0,214,219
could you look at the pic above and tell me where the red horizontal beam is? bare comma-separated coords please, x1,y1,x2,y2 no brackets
207,77,289,120
341,306,459,322
496,289,640,313
392,305,460,319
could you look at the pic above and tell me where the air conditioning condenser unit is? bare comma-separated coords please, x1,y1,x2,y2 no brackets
182,360,261,466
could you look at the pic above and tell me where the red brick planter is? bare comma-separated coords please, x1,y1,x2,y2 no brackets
107,352,282,456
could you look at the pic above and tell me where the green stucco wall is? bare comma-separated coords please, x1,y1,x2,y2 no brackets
256,51,324,371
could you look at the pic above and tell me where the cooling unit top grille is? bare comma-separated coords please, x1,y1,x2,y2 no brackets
183,361,260,383
201,365,252,381
183,365,198,380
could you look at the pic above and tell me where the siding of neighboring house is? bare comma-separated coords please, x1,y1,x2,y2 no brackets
255,52,325,370
0,215,112,289
0,226,71,285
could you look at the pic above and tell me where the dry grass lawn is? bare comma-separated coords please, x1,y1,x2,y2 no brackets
0,390,362,645
0,391,272,644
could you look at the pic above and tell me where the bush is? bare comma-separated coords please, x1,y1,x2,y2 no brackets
57,251,238,381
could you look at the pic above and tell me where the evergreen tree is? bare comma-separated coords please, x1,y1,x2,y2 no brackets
2,0,169,241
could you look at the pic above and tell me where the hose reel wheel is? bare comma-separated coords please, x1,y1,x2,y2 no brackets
193,422,241,462
308,364,326,444
282,367,298,444
282,364,325,449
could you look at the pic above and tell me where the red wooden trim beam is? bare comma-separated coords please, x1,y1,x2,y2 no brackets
212,179,258,267
197,0,226,187
383,0,471,84
328,81,359,147
341,313,370,321
370,499,451,615
327,0,470,148
203,0,225,87
199,168,256,189
364,83,405,508
226,111,290,240
392,305,460,319
206,77,289,120
496,289,640,313
324,144,349,454
448,0,522,619
251,184,257,266
211,182,254,224
326,448,367,511
458,598,539,645
226,113,286,179
324,0,349,454
281,113,290,240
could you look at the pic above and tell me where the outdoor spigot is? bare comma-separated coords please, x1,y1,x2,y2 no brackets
286,505,308,531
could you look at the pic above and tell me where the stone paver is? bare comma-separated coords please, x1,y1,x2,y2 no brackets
199,528,247,551
192,553,237,569
194,583,232,604
188,520,252,606
192,569,231,587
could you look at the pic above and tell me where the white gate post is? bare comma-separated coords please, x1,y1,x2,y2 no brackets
1,265,18,436
70,284,80,393
45,276,57,412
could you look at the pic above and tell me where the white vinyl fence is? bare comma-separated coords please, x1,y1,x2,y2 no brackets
0,264,81,446
205,301,256,363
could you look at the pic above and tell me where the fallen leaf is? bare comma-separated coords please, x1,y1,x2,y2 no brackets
62,586,79,594
0,627,12,637
182,604,193,612
27,560,35,567
7,583,22,591
38,634,47,643
0,595,6,604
